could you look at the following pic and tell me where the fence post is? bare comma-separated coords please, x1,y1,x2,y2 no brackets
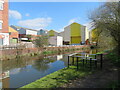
77,57,79,70
100,54,103,69
68,56,69,68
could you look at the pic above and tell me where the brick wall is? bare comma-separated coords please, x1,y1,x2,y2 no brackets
9,32,18,38
0,0,8,33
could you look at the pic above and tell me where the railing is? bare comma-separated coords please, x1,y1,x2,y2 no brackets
68,52,104,70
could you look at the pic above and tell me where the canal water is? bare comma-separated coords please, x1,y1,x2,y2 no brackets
1,49,104,88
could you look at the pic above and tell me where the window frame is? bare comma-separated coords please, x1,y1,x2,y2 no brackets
0,20,3,30
0,1,4,10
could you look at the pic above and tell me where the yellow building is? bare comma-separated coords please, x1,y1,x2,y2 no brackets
70,23,81,44
64,22,81,45
64,22,89,45
48,30,58,37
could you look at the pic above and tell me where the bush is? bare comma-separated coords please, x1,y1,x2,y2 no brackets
106,52,120,66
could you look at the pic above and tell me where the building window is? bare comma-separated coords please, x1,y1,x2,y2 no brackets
9,32,11,35
0,1,4,10
0,20,3,30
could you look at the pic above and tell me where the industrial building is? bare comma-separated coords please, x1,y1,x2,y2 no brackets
63,22,89,45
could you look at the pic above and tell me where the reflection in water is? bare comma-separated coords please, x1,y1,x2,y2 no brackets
10,68,21,75
32,59,51,72
1,49,104,88
57,55,63,60
0,71,10,88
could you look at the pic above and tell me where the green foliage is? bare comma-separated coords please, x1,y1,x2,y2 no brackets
42,51,57,55
90,45,97,49
91,28,100,42
106,52,120,66
27,40,33,42
89,2,120,50
33,35,48,47
26,35,32,39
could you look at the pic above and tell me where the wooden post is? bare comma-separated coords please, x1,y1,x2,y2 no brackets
86,59,87,64
95,54,96,59
83,59,84,66
86,54,87,64
68,56,69,68
100,54,103,69
77,57,79,70
95,61,97,68
90,58,92,68
72,56,74,65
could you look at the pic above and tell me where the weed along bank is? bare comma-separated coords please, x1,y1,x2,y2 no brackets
0,45,90,60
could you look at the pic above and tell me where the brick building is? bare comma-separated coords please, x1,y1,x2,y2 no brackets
9,26,18,44
0,0,9,45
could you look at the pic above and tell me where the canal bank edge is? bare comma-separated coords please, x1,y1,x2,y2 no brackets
20,65,93,88
19,49,119,88
1,45,90,60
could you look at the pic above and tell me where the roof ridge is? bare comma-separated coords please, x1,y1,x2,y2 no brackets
10,25,38,31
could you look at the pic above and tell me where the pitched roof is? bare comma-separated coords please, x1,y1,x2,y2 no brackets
10,25,38,31
9,27,18,32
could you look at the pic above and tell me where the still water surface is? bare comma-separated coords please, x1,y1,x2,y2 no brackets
1,49,102,88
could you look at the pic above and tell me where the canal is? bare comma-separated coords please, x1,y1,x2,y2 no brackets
1,49,103,88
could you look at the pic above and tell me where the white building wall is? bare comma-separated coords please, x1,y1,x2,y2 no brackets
57,36,63,46
81,26,86,43
26,29,37,35
45,30,48,35
59,31,64,39
81,26,89,43
48,36,57,46
85,27,89,40
64,25,71,42
0,33,9,45
48,36,63,46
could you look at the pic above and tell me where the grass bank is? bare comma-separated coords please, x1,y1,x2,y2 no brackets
106,51,120,67
20,65,93,88
105,49,120,88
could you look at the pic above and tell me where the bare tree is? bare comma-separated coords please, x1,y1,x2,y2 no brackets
89,2,120,53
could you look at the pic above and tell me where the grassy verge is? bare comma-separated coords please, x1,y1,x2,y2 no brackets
20,65,93,88
105,49,120,88
42,50,58,55
106,51,120,67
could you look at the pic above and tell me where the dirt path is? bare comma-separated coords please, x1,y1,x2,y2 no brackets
60,57,119,88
